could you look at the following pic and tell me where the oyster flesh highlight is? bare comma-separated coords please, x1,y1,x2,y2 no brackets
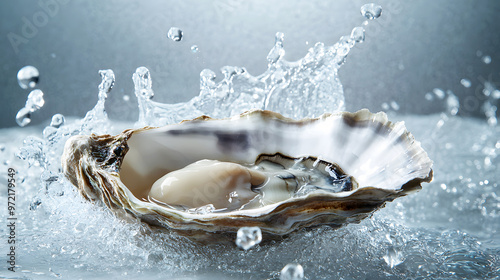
62,109,433,241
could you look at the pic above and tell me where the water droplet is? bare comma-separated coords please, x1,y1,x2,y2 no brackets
167,27,183,42
482,101,497,126
191,45,199,53
235,227,262,250
492,90,500,99
360,3,383,20
446,91,460,116
381,102,390,110
98,69,115,95
433,88,445,99
17,66,39,89
383,246,404,268
133,67,154,99
16,107,32,127
267,32,285,65
50,114,65,128
280,263,304,280
460,78,471,88
390,101,400,111
484,156,492,168
25,89,45,112
425,92,434,101
482,55,491,64
123,95,130,101
188,204,215,215
350,27,365,43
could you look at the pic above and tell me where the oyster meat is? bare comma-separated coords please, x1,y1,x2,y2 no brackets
62,109,433,241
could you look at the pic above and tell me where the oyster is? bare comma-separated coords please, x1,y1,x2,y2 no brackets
62,109,433,241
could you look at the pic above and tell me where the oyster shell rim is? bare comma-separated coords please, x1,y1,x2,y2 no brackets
62,109,433,237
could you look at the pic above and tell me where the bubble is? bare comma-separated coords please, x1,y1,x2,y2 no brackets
167,27,183,42
16,107,32,127
360,3,383,20
280,263,304,280
350,27,365,43
460,78,471,88
482,55,491,64
17,65,39,89
50,114,65,128
191,45,199,53
235,227,262,250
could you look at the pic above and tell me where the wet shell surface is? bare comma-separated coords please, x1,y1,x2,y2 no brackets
62,109,433,241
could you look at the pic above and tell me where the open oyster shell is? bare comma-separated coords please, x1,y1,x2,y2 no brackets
62,109,432,241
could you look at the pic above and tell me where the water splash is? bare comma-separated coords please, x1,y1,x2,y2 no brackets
130,24,367,127
81,69,115,134
132,67,157,126
17,65,39,89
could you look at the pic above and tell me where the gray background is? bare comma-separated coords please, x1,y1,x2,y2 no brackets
1,0,499,128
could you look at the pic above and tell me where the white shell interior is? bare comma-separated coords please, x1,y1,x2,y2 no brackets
119,111,432,209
